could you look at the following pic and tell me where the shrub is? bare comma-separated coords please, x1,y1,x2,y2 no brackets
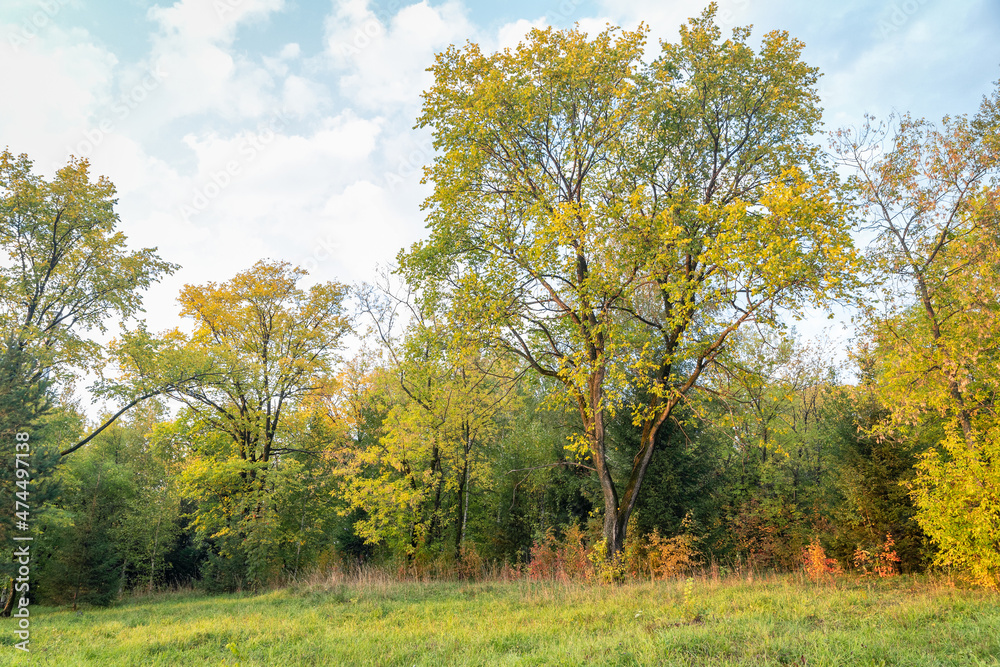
853,533,901,578
732,498,807,570
528,519,700,583
646,529,700,579
528,525,592,580
910,427,1000,589
457,541,484,580
802,537,841,580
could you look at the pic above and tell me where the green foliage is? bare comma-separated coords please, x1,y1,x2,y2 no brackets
171,260,350,463
674,332,855,569
609,400,721,547
344,282,519,560
35,454,132,606
1,149,172,604
30,410,190,604
179,448,341,590
832,380,929,571
0,149,175,379
105,410,184,593
98,262,354,589
0,348,54,553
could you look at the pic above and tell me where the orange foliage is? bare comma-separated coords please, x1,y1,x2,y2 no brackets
853,533,901,577
528,523,699,582
802,537,841,580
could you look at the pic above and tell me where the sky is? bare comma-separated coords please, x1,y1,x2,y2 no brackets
2,0,1000,412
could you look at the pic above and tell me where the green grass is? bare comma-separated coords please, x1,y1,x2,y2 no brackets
2,573,999,665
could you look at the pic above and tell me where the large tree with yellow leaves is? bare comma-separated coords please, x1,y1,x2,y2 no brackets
403,6,858,555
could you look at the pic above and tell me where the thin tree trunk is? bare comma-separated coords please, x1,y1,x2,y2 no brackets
149,516,161,594
0,578,14,617
455,422,472,560
292,497,308,578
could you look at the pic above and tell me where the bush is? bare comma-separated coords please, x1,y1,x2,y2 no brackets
528,525,591,580
910,427,1000,589
457,541,484,580
802,537,841,580
853,533,901,578
731,498,808,570
528,519,700,583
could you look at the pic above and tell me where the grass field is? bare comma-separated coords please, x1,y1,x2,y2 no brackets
1,573,998,666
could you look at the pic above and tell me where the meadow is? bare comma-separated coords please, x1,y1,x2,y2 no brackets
2,572,998,666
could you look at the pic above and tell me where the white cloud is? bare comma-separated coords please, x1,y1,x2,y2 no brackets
493,18,546,52
325,0,474,111
313,180,418,282
820,2,1000,128
0,24,118,172
149,112,388,287
142,0,287,121
148,0,286,44
85,134,182,202
263,43,301,76
282,74,328,117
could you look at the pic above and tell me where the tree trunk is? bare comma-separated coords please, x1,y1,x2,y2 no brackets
455,459,469,560
427,439,444,546
600,396,679,558
292,499,308,578
149,516,161,594
0,578,14,617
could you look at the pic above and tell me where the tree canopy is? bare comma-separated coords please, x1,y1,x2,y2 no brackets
403,7,859,554
0,149,175,385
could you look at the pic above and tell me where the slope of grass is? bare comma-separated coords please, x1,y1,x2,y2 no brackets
2,573,999,666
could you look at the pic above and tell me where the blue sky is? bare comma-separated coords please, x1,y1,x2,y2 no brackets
2,0,999,398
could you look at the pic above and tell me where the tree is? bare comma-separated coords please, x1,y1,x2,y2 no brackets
101,404,184,593
833,90,1000,586
833,360,928,572
120,260,351,463
404,7,857,555
0,149,175,388
342,277,520,560
1,149,173,607
110,261,352,587
60,323,220,457
34,449,132,607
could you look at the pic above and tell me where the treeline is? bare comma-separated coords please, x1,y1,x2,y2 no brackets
5,318,932,604
2,5,999,607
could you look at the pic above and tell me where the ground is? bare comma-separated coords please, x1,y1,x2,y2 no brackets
2,573,998,665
